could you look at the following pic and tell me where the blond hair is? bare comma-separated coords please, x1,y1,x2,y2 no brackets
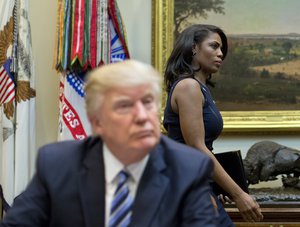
85,60,162,118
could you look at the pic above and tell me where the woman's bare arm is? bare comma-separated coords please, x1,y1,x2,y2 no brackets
171,79,263,222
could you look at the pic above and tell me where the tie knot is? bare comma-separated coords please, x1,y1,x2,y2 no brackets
118,170,130,184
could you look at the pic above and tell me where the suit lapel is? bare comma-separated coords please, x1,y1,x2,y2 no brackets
131,143,169,227
78,137,105,227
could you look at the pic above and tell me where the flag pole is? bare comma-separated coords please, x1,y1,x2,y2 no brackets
11,0,19,133
11,0,19,195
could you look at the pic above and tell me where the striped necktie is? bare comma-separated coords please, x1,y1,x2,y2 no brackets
109,170,133,227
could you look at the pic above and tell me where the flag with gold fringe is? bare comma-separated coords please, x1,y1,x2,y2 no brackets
0,0,36,203
54,0,130,140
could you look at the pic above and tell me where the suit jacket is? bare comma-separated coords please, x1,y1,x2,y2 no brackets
1,135,217,227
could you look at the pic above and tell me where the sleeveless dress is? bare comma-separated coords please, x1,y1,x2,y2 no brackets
163,78,235,227
163,78,223,151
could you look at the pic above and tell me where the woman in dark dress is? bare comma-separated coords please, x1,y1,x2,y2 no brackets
163,24,263,225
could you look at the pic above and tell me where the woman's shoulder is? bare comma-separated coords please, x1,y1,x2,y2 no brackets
174,77,199,90
173,78,204,101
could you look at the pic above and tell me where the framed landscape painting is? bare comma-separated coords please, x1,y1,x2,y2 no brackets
152,0,300,132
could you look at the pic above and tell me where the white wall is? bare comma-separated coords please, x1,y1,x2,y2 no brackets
29,0,300,190
29,0,60,151
214,134,300,156
117,0,151,63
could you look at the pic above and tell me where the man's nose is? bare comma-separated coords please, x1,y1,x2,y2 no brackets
134,101,148,121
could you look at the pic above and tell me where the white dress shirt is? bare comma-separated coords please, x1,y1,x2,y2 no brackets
103,143,149,227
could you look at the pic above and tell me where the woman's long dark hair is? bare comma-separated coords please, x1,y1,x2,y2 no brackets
164,24,228,92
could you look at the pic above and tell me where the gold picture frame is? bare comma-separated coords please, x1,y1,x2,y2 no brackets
151,0,300,133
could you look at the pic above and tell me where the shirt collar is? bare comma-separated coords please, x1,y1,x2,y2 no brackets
103,143,149,184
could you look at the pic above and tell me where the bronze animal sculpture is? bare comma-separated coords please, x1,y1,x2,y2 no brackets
243,141,300,188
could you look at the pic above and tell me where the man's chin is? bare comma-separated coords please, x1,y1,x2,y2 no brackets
134,137,159,151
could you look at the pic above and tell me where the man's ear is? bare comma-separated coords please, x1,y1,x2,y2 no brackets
88,114,103,135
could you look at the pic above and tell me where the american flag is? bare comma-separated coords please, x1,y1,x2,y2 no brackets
0,58,15,105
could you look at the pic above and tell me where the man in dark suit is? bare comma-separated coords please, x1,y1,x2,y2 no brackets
1,60,217,227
